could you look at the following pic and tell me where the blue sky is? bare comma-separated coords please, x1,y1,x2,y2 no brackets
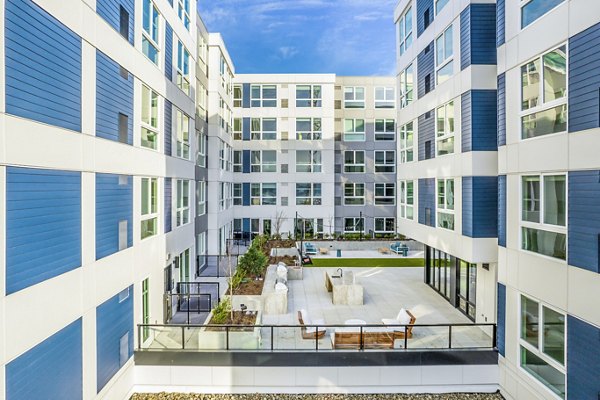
198,0,397,76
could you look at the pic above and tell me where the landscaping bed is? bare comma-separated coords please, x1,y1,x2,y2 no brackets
205,311,257,332
131,392,504,399
309,258,424,268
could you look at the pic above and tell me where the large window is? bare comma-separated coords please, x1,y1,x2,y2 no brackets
344,119,365,141
233,118,242,140
177,0,190,29
175,109,190,159
435,25,453,85
141,85,159,150
251,85,277,107
233,150,242,172
519,295,566,398
521,174,566,260
251,183,276,205
521,45,567,140
375,151,395,173
142,0,159,65
521,0,564,28
176,41,190,95
251,150,276,172
296,183,322,205
436,101,455,156
344,151,365,173
176,179,189,226
251,118,277,140
344,217,364,233
233,183,242,205
375,87,395,108
344,87,365,108
399,121,414,163
399,64,414,108
437,178,455,230
233,85,242,108
435,0,449,15
344,183,365,205
375,183,395,205
141,177,158,239
296,85,322,107
296,218,324,239
196,180,206,216
399,180,414,219
296,118,322,140
397,6,413,56
375,119,395,141
296,150,322,172
196,130,206,167
375,218,395,234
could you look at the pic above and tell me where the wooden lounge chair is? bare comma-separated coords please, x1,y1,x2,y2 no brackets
298,310,326,339
381,309,416,339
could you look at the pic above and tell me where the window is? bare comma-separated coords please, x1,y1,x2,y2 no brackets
435,0,450,15
397,6,413,56
251,150,276,172
296,183,322,205
344,87,365,108
251,85,277,107
399,64,414,108
296,85,322,107
436,101,455,156
375,183,395,205
142,0,159,64
437,178,455,230
141,177,158,239
176,180,189,226
296,118,322,140
343,151,365,173
435,25,453,85
141,85,159,150
196,181,206,216
177,0,190,30
344,183,365,205
196,83,208,121
344,217,364,233
375,119,395,141
196,130,206,167
233,151,242,172
521,174,566,260
198,33,208,68
141,278,149,341
521,45,567,140
375,87,395,108
251,183,276,205
399,181,414,219
375,218,395,233
296,150,322,172
118,113,128,143
399,122,414,163
233,183,242,205
175,109,190,159
119,6,129,40
233,85,242,108
375,151,395,173
344,119,365,141
521,0,564,29
233,118,242,140
251,118,277,140
176,41,190,95
519,295,565,398
296,218,324,239
218,140,232,171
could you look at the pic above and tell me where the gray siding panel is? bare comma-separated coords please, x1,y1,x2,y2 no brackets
497,73,506,146
568,170,600,273
418,178,435,227
416,0,434,37
418,110,435,161
96,0,135,44
417,42,435,99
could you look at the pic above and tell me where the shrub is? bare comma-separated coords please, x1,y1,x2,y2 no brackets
211,298,231,324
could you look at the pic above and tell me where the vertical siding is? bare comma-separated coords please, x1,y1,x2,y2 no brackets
96,174,133,260
5,0,82,132
417,42,435,99
498,175,507,247
242,150,251,173
567,316,600,399
472,90,498,151
418,110,435,161
469,4,497,65
463,176,498,238
243,218,251,233
165,22,173,81
496,0,505,47
462,176,474,236
6,319,82,400
6,167,81,294
497,283,505,356
96,286,134,393
242,117,251,140
460,7,472,70
165,178,172,233
416,0,434,37
165,100,172,156
418,178,435,227
242,83,251,108
569,21,600,132
242,183,251,206
96,0,135,44
461,91,472,152
96,50,133,144
568,170,600,273
497,73,506,146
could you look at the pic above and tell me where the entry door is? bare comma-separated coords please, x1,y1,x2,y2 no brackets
263,219,272,236
457,261,477,320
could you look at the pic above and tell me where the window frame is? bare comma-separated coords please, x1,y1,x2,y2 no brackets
176,179,190,226
435,25,454,85
344,183,365,206
374,150,396,173
520,0,565,29
343,150,365,173
233,85,243,108
435,0,450,15
375,183,396,205
296,183,322,206
296,84,322,107
295,150,322,173
397,6,413,56
436,178,455,231
176,41,190,95
251,183,277,206
343,118,366,142
436,100,455,156
250,84,277,107
375,118,396,141
141,177,158,239
399,180,414,220
175,109,190,159
177,0,190,30
233,183,242,206
374,87,395,109
196,130,206,167
196,180,206,216
399,64,414,108
141,84,159,151
375,217,396,233
343,86,365,109
296,117,322,140
399,121,415,163
251,118,277,140
142,0,160,65
344,217,365,233
251,150,277,173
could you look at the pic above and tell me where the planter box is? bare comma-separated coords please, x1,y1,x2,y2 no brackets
224,294,263,312
199,311,262,350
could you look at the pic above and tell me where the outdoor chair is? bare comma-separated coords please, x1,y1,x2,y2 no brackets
381,308,416,339
297,309,326,339
390,242,409,256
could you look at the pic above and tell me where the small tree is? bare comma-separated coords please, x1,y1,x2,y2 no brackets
242,245,268,278
274,210,285,239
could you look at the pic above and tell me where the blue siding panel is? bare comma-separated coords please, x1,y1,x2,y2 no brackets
497,73,506,146
497,283,506,356
165,23,173,81
463,176,498,238
418,111,435,161
5,0,82,132
416,0,434,37
242,117,251,141
242,83,251,108
165,178,172,233
165,100,172,156
6,319,82,400
470,4,497,65
568,170,600,273
460,7,472,70
96,0,135,44
498,175,507,247
418,178,435,227
6,167,81,294
243,218,251,233
96,174,133,260
96,50,133,144
461,91,472,152
567,316,600,400
96,286,134,393
242,150,251,173
569,21,600,132
462,177,474,236
497,0,505,47
472,90,498,151
242,183,251,206
417,42,435,99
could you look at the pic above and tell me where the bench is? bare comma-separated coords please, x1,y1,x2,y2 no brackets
330,328,395,349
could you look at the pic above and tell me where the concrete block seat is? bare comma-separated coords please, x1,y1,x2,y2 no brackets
381,308,417,339
297,309,326,339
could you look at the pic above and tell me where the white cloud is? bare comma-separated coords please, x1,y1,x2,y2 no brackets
278,46,299,60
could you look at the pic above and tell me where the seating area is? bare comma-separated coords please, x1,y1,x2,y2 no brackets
390,242,409,256
303,242,318,255
298,309,326,339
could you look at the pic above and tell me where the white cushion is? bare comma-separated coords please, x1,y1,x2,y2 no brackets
396,308,412,325
381,318,399,325
275,282,288,292
300,309,310,324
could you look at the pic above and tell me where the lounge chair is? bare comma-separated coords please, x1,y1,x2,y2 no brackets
298,309,326,339
381,308,416,338
390,242,409,256
304,243,317,255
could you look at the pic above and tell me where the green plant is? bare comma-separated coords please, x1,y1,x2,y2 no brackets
211,298,231,324
241,245,268,277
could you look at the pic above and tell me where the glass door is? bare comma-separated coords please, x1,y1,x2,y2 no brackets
457,260,476,320
142,278,149,342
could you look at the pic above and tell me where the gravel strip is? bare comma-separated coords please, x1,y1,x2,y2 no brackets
131,393,504,400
